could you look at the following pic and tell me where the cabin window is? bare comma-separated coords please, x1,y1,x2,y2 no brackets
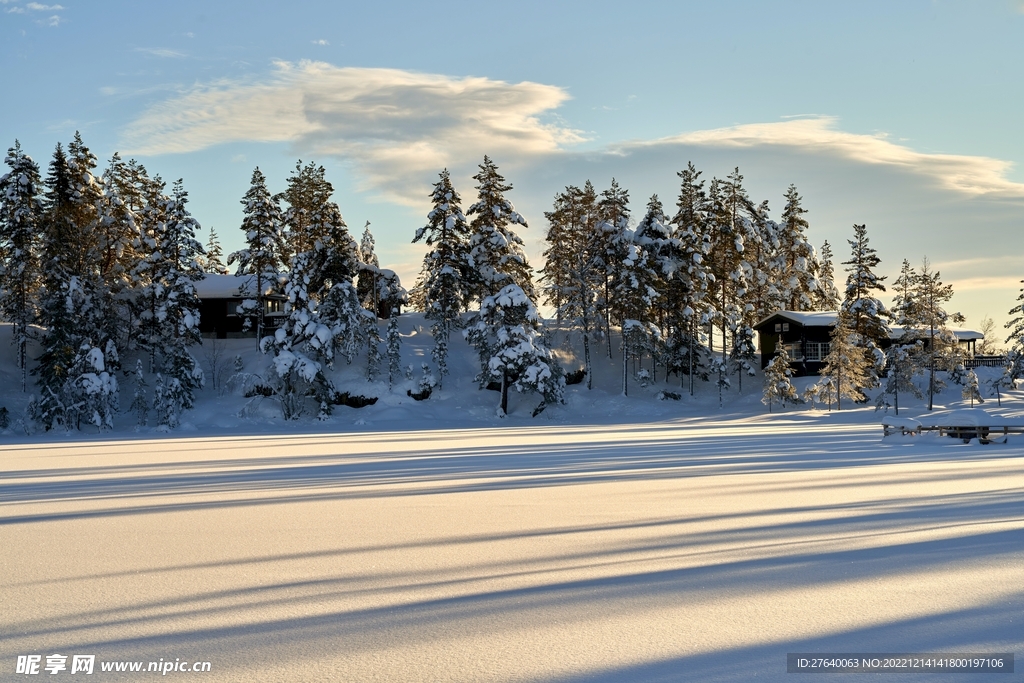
804,341,829,362
783,342,803,361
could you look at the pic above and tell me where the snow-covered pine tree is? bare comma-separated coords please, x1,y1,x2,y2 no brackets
762,343,800,412
386,314,402,389
228,167,287,347
412,169,472,388
596,178,631,357
667,163,713,394
840,223,889,393
32,136,110,429
540,184,602,389
357,221,380,315
0,141,42,391
1004,279,1024,380
261,252,334,419
908,257,964,410
465,284,564,416
962,369,983,407
612,204,659,395
155,180,206,412
775,185,819,311
729,324,757,391
820,313,871,410
632,194,671,380
744,199,781,322
813,240,841,310
203,227,228,274
466,156,535,306
96,153,146,347
876,343,922,415
707,171,751,406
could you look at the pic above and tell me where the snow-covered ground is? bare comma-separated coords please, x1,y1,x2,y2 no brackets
2,321,1022,681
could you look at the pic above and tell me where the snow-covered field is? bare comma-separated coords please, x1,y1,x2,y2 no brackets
2,322,1023,681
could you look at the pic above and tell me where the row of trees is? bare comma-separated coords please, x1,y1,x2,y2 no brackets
4,133,1013,426
0,135,408,428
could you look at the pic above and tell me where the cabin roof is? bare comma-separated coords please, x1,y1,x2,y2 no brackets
753,310,984,341
194,273,280,299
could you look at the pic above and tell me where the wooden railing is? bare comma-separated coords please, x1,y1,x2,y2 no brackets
964,355,1006,369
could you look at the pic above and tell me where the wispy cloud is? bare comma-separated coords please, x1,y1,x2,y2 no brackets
39,13,59,26
122,62,1024,208
618,117,1024,197
135,47,187,59
6,5,24,12
311,39,329,46
122,61,582,204
26,2,63,9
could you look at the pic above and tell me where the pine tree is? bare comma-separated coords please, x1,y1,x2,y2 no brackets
820,313,871,410
386,314,402,389
465,284,564,416
814,240,841,310
775,185,819,311
466,156,535,305
203,227,228,274
412,169,472,388
596,178,630,357
357,221,381,315
729,324,758,391
762,343,800,412
228,167,287,346
1004,280,1024,379
612,202,659,395
667,163,713,394
260,251,334,420
0,141,42,391
876,343,922,415
540,184,602,389
908,257,964,410
840,224,889,392
32,136,110,429
962,369,983,407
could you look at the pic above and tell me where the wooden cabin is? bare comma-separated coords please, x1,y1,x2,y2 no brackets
196,274,287,339
752,310,985,377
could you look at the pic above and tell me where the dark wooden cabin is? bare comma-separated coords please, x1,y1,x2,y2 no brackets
753,311,985,377
196,274,287,339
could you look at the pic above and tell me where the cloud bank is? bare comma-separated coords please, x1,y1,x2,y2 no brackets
122,61,582,203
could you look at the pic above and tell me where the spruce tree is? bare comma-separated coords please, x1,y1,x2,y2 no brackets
962,369,983,407
596,178,630,357
33,137,109,429
840,223,889,392
357,221,381,315
667,163,713,394
0,141,42,391
762,343,800,412
466,284,564,416
775,185,819,311
228,167,287,346
907,257,964,410
1004,280,1024,379
203,227,228,274
466,156,535,305
412,169,472,388
540,184,602,389
386,314,402,390
820,313,871,410
814,240,841,310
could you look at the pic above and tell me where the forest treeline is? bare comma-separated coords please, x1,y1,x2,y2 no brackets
1,134,1019,430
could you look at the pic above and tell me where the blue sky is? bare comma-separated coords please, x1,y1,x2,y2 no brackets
3,0,1024,333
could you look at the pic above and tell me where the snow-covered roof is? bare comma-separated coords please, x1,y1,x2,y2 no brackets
754,310,984,340
195,273,278,299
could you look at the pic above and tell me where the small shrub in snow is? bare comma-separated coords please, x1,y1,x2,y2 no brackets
408,363,437,401
565,368,586,386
